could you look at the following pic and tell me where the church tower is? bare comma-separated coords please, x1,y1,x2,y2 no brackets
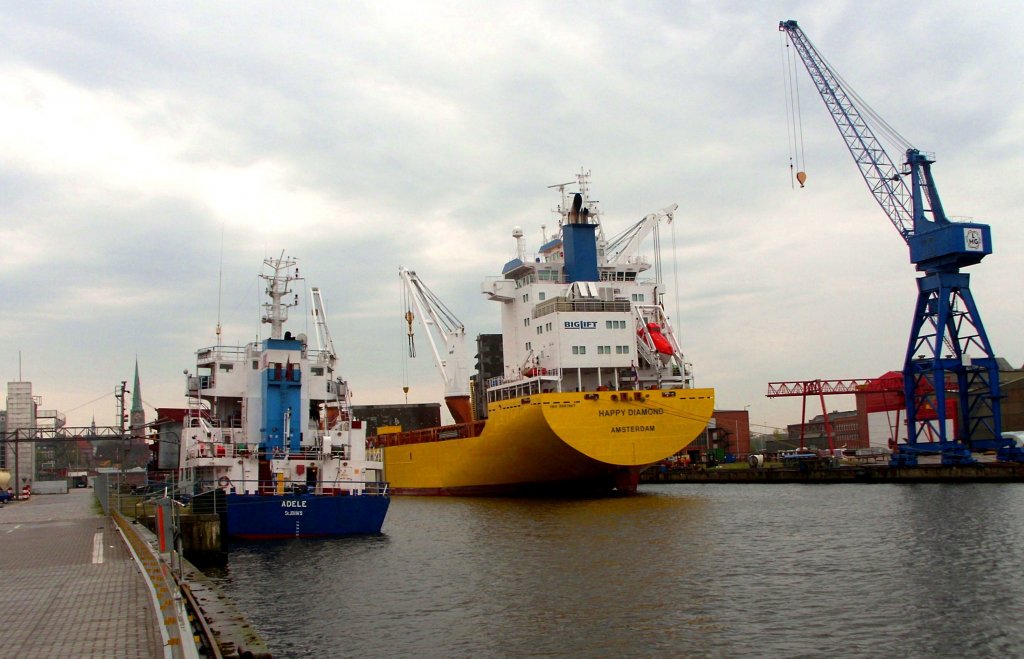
131,359,146,437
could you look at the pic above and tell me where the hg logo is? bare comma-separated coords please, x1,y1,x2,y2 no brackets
964,228,984,252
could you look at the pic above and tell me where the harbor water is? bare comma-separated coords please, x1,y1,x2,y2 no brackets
209,483,1024,657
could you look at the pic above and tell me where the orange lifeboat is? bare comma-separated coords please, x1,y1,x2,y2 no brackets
639,323,674,356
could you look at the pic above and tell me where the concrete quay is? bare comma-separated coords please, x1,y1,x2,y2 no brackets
0,488,164,658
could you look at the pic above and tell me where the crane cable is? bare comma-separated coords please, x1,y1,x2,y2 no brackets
781,30,807,188
400,273,411,401
781,27,915,186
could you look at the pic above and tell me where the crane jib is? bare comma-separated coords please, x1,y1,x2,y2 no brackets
779,19,992,273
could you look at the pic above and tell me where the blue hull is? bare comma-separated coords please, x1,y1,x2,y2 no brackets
225,493,390,540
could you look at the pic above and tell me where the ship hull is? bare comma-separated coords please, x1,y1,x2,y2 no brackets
383,388,714,495
225,493,390,540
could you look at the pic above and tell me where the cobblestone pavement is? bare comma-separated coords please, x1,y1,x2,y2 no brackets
0,488,163,658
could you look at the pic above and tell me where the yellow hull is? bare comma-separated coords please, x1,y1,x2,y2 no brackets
382,388,714,495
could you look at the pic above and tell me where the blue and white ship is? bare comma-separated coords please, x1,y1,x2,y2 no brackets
179,254,389,539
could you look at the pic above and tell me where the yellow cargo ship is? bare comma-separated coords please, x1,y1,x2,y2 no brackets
381,170,715,495
379,389,713,495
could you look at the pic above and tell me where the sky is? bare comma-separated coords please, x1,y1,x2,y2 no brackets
2,1,1022,434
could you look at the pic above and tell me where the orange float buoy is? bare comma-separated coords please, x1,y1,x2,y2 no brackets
796,171,807,187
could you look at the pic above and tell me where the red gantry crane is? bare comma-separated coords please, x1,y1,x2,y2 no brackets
767,378,891,454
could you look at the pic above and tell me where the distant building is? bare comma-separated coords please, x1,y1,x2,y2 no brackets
472,334,503,420
786,410,861,451
1,381,67,491
1000,363,1024,433
712,409,751,457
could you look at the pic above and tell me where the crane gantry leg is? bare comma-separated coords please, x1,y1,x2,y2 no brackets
901,272,1003,465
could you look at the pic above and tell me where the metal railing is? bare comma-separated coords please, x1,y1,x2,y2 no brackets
373,421,485,447
198,477,389,496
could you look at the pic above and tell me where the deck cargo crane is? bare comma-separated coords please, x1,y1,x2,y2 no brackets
779,20,1008,465
311,285,351,406
605,204,678,266
399,266,473,425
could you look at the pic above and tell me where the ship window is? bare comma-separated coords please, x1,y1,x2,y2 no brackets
252,360,259,369
538,292,546,301
526,342,532,351
523,318,530,326
631,293,645,302
311,367,324,376
219,363,233,372
536,326,542,335
572,345,586,355
616,345,629,354
598,345,611,355
546,322,552,331
523,293,529,302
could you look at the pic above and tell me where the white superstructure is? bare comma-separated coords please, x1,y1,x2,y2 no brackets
481,170,693,401
179,255,384,496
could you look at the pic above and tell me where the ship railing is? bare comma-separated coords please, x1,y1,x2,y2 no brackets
263,446,351,460
187,442,355,460
484,374,564,402
506,271,656,285
371,421,486,448
532,298,632,319
196,345,248,362
205,477,389,496
485,370,562,390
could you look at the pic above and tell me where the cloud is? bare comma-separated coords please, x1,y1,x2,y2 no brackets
0,0,1021,433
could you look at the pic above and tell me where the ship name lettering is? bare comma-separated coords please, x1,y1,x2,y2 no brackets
284,510,304,516
281,500,308,508
610,425,655,433
598,409,625,417
628,408,664,416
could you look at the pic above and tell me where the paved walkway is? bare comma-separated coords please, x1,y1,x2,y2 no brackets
0,488,163,658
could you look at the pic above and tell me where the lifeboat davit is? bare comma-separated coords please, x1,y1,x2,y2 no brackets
639,323,674,356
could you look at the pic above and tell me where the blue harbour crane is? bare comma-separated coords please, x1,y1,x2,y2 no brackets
778,20,1012,465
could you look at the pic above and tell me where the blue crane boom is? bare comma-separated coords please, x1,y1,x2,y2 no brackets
778,19,1010,464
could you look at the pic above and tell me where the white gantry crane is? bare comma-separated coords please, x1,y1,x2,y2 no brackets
310,286,337,369
399,266,473,424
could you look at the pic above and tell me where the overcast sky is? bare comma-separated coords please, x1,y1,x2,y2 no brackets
2,1,1021,433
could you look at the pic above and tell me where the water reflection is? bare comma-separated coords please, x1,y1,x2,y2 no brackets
210,484,1024,657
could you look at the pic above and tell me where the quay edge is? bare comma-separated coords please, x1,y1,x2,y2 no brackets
642,462,1024,484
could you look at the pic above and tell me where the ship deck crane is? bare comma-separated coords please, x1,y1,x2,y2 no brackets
399,266,472,425
310,286,337,367
779,20,1008,465
605,204,678,265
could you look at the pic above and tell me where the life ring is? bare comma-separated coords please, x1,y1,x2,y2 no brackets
218,476,232,488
